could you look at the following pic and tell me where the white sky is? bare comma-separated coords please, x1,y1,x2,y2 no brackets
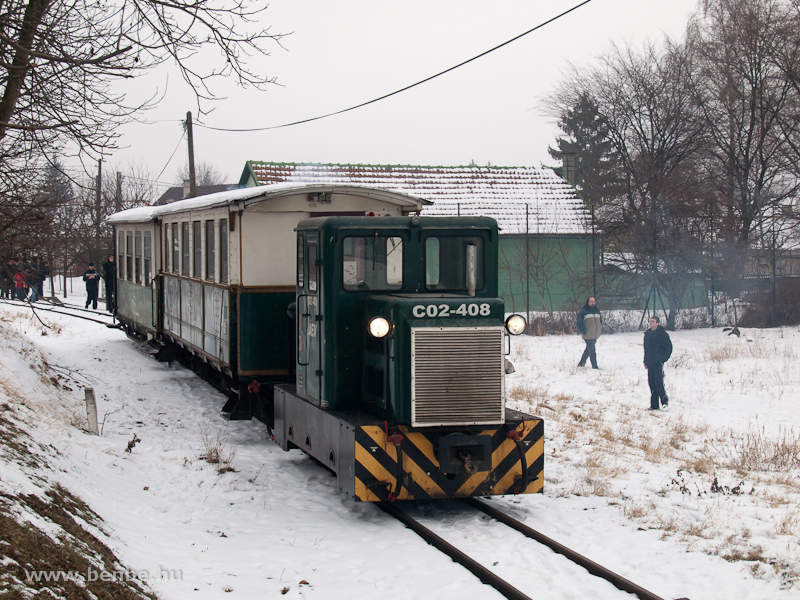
104,0,700,192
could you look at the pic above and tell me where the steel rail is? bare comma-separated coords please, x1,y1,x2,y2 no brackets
0,299,117,326
378,501,534,600
464,498,666,600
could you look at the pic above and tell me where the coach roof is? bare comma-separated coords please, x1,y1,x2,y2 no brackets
106,182,429,224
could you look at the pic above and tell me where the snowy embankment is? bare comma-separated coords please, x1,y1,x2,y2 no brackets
0,297,799,599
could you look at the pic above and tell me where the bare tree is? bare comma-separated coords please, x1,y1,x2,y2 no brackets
686,0,800,278
769,0,800,180
547,41,709,328
175,161,229,186
0,0,285,179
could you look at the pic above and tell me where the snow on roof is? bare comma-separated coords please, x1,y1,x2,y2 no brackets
245,162,591,235
107,182,427,224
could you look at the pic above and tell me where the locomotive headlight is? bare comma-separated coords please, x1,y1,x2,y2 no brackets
505,314,527,336
368,317,390,338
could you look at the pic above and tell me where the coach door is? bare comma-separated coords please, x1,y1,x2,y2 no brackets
297,232,324,406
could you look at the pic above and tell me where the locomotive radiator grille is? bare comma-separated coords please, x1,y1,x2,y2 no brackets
411,327,505,427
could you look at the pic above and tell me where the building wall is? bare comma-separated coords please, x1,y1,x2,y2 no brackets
498,234,595,313
497,234,709,314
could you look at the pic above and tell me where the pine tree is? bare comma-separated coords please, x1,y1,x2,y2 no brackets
547,93,620,207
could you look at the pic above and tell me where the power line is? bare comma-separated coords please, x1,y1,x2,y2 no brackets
195,0,595,134
154,131,187,181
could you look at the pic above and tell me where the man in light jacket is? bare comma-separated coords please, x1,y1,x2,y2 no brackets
576,296,602,369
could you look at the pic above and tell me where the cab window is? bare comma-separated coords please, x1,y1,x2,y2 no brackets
425,236,484,291
342,235,403,291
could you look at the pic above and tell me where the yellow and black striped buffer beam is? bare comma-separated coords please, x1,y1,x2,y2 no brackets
353,418,544,502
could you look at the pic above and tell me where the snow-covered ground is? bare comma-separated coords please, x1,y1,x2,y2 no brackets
1,289,799,599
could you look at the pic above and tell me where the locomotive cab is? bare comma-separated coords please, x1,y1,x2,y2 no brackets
294,216,513,420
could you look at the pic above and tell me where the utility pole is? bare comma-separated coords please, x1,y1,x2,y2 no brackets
525,203,530,321
591,202,596,297
115,172,123,212
96,159,102,263
186,111,197,199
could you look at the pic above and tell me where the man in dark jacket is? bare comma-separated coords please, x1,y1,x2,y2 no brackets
83,263,100,309
576,296,602,369
102,254,116,313
644,315,672,410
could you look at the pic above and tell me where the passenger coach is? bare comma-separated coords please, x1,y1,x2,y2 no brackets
107,183,428,415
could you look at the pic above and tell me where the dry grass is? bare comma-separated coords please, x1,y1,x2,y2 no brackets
682,454,716,475
774,510,800,536
508,328,800,588
710,425,800,473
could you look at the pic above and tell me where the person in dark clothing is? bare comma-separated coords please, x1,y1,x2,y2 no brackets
102,254,116,313
26,260,40,302
643,315,673,410
83,263,100,309
35,260,48,299
0,263,10,299
576,296,602,369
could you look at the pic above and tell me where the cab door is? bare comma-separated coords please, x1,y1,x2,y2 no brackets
297,232,324,405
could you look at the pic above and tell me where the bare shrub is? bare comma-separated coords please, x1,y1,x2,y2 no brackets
705,343,739,364
643,440,672,463
740,279,800,327
676,310,711,330
667,416,691,449
623,501,654,519
525,312,576,336
668,350,693,369
198,425,237,474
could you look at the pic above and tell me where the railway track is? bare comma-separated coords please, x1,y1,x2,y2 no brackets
379,498,665,600
0,298,119,326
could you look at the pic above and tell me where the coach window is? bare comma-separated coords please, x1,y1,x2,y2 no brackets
205,220,215,281
117,232,124,280
181,222,190,276
144,232,152,286
163,227,170,273
425,236,484,291
171,223,179,274
342,235,403,291
125,231,133,282
134,231,142,284
219,219,228,284
192,220,202,278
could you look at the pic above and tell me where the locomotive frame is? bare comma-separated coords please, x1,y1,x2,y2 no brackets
108,183,544,502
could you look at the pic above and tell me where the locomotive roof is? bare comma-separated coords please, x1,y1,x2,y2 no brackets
296,214,499,232
106,182,429,224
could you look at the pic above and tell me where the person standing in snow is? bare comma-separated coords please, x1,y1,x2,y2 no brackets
644,315,672,410
576,296,602,369
102,254,116,313
0,262,10,299
83,263,100,309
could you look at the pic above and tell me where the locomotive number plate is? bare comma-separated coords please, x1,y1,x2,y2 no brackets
411,303,491,318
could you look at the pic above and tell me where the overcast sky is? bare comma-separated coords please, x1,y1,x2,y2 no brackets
105,0,700,192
